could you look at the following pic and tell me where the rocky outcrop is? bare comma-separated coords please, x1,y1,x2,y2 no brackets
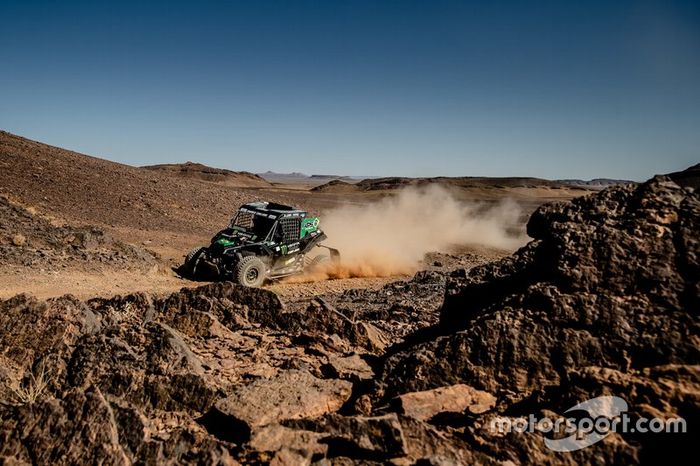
0,389,129,465
0,282,354,463
377,176,699,462
667,163,700,189
380,177,699,396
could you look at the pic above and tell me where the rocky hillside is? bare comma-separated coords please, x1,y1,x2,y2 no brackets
310,179,360,193
555,178,634,189
0,196,156,272
0,174,697,464
0,131,254,235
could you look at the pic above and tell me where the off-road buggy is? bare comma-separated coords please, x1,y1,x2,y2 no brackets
180,202,339,286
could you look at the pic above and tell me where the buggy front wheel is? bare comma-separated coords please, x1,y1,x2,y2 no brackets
235,256,267,287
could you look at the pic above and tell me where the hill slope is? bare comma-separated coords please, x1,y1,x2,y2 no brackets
0,131,255,236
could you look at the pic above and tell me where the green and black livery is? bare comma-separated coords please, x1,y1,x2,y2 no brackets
180,202,339,287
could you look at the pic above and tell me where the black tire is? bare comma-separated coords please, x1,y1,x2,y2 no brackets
183,247,206,276
235,256,267,287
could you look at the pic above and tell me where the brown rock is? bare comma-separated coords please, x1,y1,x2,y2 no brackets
0,389,128,465
293,413,408,459
321,354,374,381
381,177,700,397
249,423,328,457
354,394,373,416
213,370,352,432
11,234,26,246
396,384,496,421
270,448,311,466
398,415,491,465
358,322,389,352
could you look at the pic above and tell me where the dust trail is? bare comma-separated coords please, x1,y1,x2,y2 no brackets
289,185,528,282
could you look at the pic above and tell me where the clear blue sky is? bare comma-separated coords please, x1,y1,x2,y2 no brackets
1,0,698,180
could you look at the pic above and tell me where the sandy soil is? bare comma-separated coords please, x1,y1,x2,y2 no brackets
0,268,183,300
0,266,404,302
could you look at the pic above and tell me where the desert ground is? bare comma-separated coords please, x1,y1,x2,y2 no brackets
0,130,591,301
0,130,697,464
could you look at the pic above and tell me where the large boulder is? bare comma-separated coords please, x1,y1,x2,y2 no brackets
375,177,699,463
395,383,496,421
66,320,219,413
380,177,699,397
207,370,352,441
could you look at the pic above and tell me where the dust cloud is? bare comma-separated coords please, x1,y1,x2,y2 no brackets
292,185,528,281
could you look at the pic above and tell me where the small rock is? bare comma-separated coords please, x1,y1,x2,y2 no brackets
353,394,373,416
249,423,327,457
306,413,408,459
396,384,496,421
270,448,310,466
358,322,389,352
321,354,374,381
12,234,26,246
212,370,352,438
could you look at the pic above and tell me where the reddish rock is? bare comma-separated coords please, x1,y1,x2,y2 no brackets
396,384,496,421
213,370,352,432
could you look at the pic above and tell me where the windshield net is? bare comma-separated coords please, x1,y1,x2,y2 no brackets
231,210,275,238
232,211,255,230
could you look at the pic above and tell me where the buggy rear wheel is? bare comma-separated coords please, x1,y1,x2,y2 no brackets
235,256,267,287
183,247,207,277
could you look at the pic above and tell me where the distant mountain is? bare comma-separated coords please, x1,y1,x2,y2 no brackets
310,179,359,193
308,174,353,180
260,171,308,179
354,176,570,191
259,171,356,186
143,162,270,187
311,175,595,193
556,178,635,189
